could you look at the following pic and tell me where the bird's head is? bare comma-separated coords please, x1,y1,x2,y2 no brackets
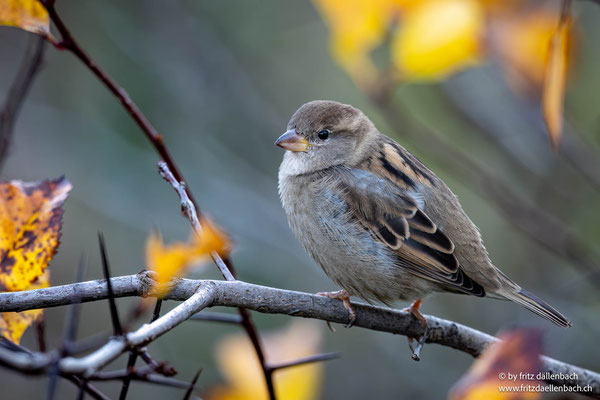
275,100,377,175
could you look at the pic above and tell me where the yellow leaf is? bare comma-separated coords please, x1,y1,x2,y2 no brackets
312,0,401,85
542,6,571,151
391,0,484,81
0,177,70,292
0,0,49,35
449,329,543,400
146,217,230,297
0,270,49,344
207,320,324,400
0,176,69,343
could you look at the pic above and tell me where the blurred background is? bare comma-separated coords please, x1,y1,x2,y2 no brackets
1,0,599,398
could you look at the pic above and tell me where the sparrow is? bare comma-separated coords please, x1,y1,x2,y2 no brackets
275,100,571,335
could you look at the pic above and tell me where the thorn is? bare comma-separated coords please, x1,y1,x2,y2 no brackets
98,232,123,336
182,368,202,400
45,363,59,400
151,299,163,322
118,351,138,400
75,381,85,400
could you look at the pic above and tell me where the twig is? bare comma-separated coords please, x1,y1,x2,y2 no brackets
0,339,108,400
91,366,191,389
157,161,236,282
61,374,109,400
39,0,196,213
157,161,273,397
119,294,167,399
36,2,272,396
267,352,340,372
0,35,46,170
0,273,597,397
138,350,177,376
0,279,214,375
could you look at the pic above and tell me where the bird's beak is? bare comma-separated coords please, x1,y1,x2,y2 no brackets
274,129,310,152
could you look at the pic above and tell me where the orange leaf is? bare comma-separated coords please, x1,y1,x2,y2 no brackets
207,320,324,400
0,177,71,343
146,217,230,297
542,3,571,151
449,329,543,400
0,0,50,36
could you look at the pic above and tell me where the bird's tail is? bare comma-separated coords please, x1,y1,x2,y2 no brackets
505,288,572,328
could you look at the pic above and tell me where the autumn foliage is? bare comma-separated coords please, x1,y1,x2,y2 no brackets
313,0,574,148
0,0,594,399
146,217,230,297
0,177,71,343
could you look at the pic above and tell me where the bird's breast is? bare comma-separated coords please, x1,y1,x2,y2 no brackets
278,172,428,303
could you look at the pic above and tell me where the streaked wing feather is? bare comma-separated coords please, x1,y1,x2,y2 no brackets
333,165,485,297
403,238,459,272
409,228,454,253
408,210,436,233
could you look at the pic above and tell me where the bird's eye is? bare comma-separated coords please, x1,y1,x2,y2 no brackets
318,129,330,140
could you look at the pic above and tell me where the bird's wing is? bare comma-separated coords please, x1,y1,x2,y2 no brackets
334,166,485,297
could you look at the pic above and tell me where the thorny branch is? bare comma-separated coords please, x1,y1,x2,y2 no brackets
38,1,275,398
0,272,598,398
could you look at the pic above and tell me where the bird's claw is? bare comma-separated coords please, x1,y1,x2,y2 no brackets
316,289,356,328
403,299,429,361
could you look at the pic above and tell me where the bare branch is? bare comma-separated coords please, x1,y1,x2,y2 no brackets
91,366,192,390
0,278,214,376
157,160,271,394
39,2,274,396
0,273,597,396
158,161,235,282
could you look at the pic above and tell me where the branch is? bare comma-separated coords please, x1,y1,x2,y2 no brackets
0,272,597,397
40,2,276,397
0,277,213,375
158,161,235,282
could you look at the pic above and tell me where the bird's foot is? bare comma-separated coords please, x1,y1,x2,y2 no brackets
316,289,356,328
402,299,429,361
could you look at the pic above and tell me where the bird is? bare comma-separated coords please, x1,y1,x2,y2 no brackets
275,100,572,339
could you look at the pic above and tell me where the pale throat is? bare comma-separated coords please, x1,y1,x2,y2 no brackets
278,150,338,178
